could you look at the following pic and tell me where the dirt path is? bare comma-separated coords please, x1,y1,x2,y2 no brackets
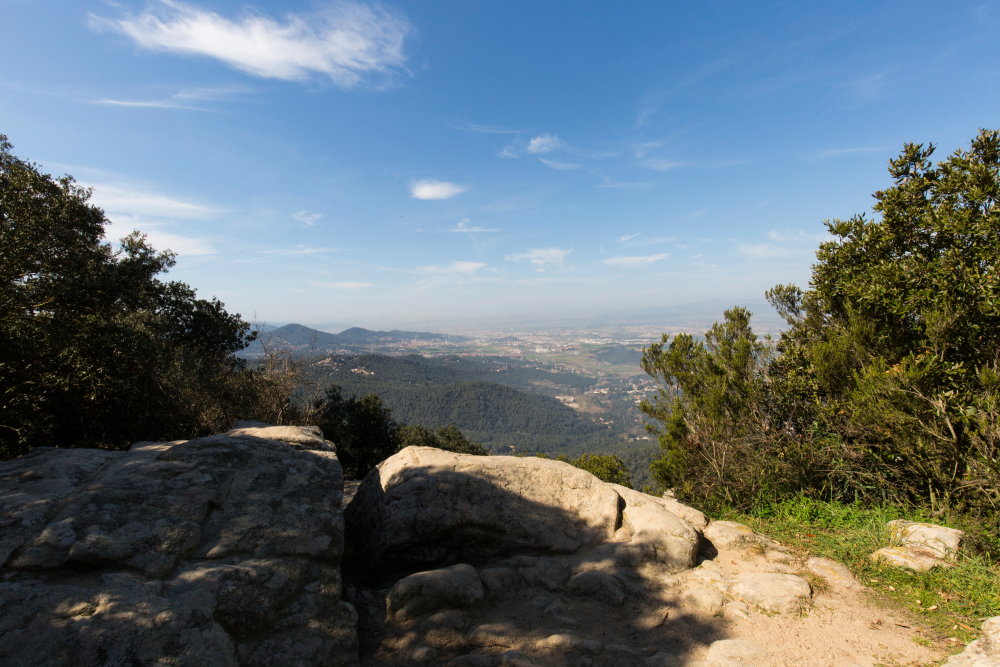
352,539,948,667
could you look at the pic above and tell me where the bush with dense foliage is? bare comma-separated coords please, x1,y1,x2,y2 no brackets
317,386,489,479
641,129,1000,523
0,135,301,459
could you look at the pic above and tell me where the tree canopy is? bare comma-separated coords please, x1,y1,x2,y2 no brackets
641,129,1000,519
1,134,258,458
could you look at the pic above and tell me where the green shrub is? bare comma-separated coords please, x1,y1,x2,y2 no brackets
641,129,1000,524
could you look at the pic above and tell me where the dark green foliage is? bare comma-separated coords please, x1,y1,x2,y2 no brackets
0,135,260,458
313,369,600,437
640,307,775,504
566,453,633,488
398,422,490,456
317,386,488,478
641,129,1000,522
317,385,401,479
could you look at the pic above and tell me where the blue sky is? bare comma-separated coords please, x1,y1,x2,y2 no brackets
2,1,999,328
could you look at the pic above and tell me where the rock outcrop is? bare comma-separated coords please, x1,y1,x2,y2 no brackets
0,424,358,667
345,447,700,576
871,519,965,571
944,616,1000,666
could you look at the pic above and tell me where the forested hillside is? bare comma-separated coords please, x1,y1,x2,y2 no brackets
310,353,597,393
304,352,654,477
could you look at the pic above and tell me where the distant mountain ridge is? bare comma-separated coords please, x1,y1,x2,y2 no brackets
242,323,467,354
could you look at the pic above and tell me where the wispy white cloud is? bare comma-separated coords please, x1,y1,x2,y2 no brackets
539,158,579,170
642,158,692,171
293,210,321,226
602,253,670,268
450,219,498,233
416,261,486,276
105,220,217,256
93,0,411,86
84,182,220,219
94,84,251,111
766,229,805,242
264,245,345,255
738,243,787,259
527,133,562,154
308,281,372,289
505,247,571,271
410,179,468,200
616,233,640,242
95,98,206,110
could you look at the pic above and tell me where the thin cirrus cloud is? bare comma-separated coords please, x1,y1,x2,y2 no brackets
738,243,787,259
500,133,565,158
264,245,345,255
450,219,498,233
616,233,640,242
103,218,217,256
307,281,372,289
416,261,486,276
539,158,579,170
410,180,468,200
293,210,322,226
92,0,411,87
505,247,572,271
602,253,670,268
95,84,252,111
527,133,562,154
83,182,220,220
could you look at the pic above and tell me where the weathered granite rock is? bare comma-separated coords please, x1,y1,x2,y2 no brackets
607,484,700,570
703,521,776,550
729,572,812,614
412,646,439,663
226,423,334,451
705,639,767,666
385,563,485,621
943,616,1000,666
345,447,624,573
420,609,474,647
534,633,603,653
806,556,860,590
647,652,684,666
0,425,358,667
681,586,726,615
479,566,523,600
500,649,537,667
566,570,626,606
871,520,965,571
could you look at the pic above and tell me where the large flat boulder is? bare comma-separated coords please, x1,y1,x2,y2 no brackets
345,447,625,573
0,425,358,667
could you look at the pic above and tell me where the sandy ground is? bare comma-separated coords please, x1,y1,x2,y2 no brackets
350,540,949,667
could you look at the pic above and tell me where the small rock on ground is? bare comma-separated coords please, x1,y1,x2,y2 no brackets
704,521,776,550
386,563,484,620
706,639,767,667
411,646,438,663
806,556,860,590
730,572,812,614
